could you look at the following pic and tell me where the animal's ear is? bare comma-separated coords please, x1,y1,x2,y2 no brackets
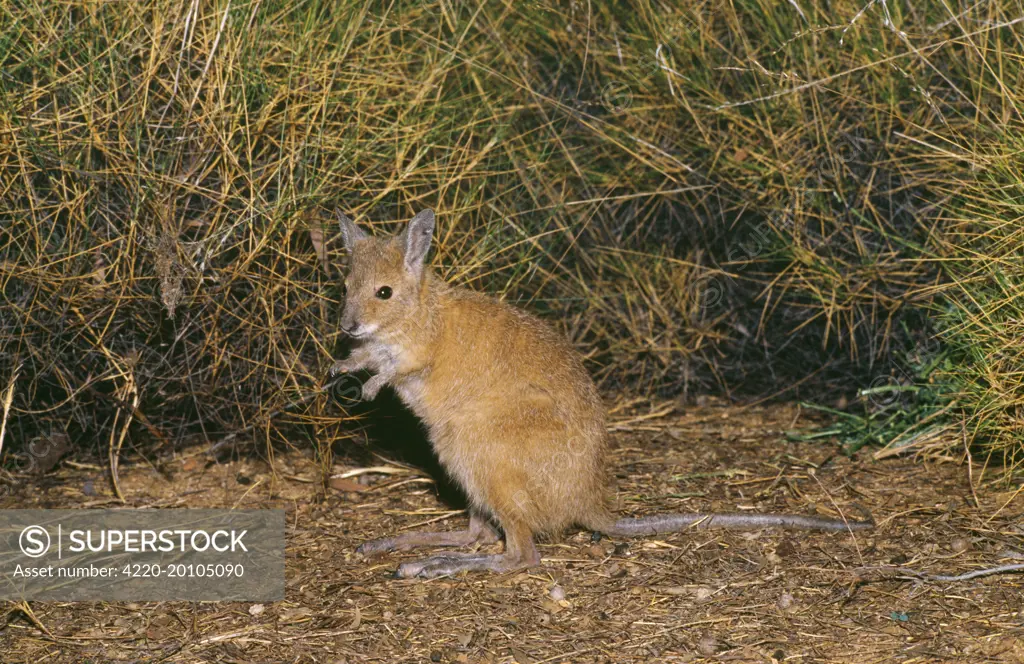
337,210,368,250
399,209,435,276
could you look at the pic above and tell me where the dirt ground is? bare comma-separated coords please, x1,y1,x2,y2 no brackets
2,400,1023,663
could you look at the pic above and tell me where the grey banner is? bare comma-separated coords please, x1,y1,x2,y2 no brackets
0,509,285,601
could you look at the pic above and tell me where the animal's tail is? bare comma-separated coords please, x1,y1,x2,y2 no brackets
598,510,874,538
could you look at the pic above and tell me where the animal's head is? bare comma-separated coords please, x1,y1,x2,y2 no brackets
336,209,435,339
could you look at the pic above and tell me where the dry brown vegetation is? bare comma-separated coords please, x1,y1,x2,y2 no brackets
2,0,1024,660
3,402,1024,662
1,0,1022,466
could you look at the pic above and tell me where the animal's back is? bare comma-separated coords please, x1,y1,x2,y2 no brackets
396,281,610,534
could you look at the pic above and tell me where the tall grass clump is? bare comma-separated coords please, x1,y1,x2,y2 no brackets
0,0,1022,472
933,152,1024,467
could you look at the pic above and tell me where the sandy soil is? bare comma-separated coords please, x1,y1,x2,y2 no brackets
2,400,1022,663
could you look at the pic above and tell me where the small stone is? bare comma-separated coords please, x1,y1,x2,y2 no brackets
549,585,566,602
606,562,627,578
430,651,442,663
951,538,971,553
697,634,720,656
777,592,796,612
586,543,607,560
694,586,713,601
540,599,564,614
510,647,534,664
248,604,265,616
347,606,361,630
279,606,312,622
776,539,797,557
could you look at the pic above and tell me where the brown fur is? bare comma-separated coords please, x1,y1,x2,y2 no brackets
333,210,872,579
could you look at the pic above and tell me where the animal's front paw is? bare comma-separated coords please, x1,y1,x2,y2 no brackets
361,376,386,401
329,359,358,376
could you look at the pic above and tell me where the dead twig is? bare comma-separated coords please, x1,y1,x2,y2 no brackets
0,364,19,461
109,373,139,504
855,561,1024,583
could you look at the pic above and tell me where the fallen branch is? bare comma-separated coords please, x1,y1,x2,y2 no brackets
855,561,1024,584
926,563,1024,582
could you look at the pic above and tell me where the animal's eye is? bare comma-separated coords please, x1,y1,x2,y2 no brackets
375,286,393,300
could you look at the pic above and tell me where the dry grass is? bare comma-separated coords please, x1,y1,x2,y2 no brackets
934,153,1024,468
5,4,1024,661
3,402,1024,663
1,1,1023,481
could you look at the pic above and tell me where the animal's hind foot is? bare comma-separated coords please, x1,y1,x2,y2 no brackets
355,516,502,556
394,553,527,579
356,537,400,555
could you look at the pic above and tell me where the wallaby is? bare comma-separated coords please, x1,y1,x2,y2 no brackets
332,209,872,579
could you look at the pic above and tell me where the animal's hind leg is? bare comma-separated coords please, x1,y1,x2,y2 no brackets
394,517,540,579
357,512,499,555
